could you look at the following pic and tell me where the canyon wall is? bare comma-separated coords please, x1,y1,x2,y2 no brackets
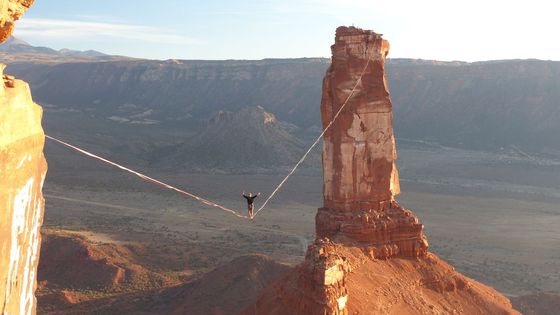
0,1,46,314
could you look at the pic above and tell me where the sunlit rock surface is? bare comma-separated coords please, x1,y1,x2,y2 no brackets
321,26,398,209
239,26,520,315
0,65,46,315
0,0,34,42
317,26,427,258
0,1,45,314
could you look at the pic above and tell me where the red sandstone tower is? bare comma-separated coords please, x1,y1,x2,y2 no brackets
321,27,399,211
316,27,427,257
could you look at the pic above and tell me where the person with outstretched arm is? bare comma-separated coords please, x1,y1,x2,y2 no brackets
242,191,260,219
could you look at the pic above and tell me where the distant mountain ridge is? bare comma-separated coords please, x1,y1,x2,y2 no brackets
0,36,107,57
0,36,131,63
0,36,58,54
3,39,560,165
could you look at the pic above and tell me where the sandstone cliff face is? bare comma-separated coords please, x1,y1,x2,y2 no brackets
0,65,46,315
317,26,427,259
0,1,45,314
0,0,34,42
321,27,398,208
239,26,520,315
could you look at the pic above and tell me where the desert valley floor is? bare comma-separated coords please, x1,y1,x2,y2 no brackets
42,141,560,305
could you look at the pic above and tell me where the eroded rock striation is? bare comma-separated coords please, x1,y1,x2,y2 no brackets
0,1,45,314
239,26,520,315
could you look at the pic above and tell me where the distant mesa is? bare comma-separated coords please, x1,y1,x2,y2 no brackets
5,47,560,155
154,106,312,171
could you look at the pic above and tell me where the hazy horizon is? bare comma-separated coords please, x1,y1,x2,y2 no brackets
6,35,558,64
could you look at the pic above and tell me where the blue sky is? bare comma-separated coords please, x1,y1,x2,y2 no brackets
13,0,560,61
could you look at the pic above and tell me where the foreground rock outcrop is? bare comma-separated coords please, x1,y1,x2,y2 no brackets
37,254,290,315
0,1,45,314
38,230,175,292
0,66,46,315
240,26,520,315
0,0,33,42
36,230,179,314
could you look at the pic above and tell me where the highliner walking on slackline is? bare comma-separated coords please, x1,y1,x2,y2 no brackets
242,191,260,218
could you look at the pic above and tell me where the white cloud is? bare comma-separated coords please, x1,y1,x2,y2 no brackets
14,18,203,45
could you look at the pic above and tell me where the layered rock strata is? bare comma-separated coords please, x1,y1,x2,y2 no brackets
239,26,519,315
0,1,45,314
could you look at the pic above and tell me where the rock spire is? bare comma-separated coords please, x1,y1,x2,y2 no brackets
239,26,520,315
316,26,427,258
